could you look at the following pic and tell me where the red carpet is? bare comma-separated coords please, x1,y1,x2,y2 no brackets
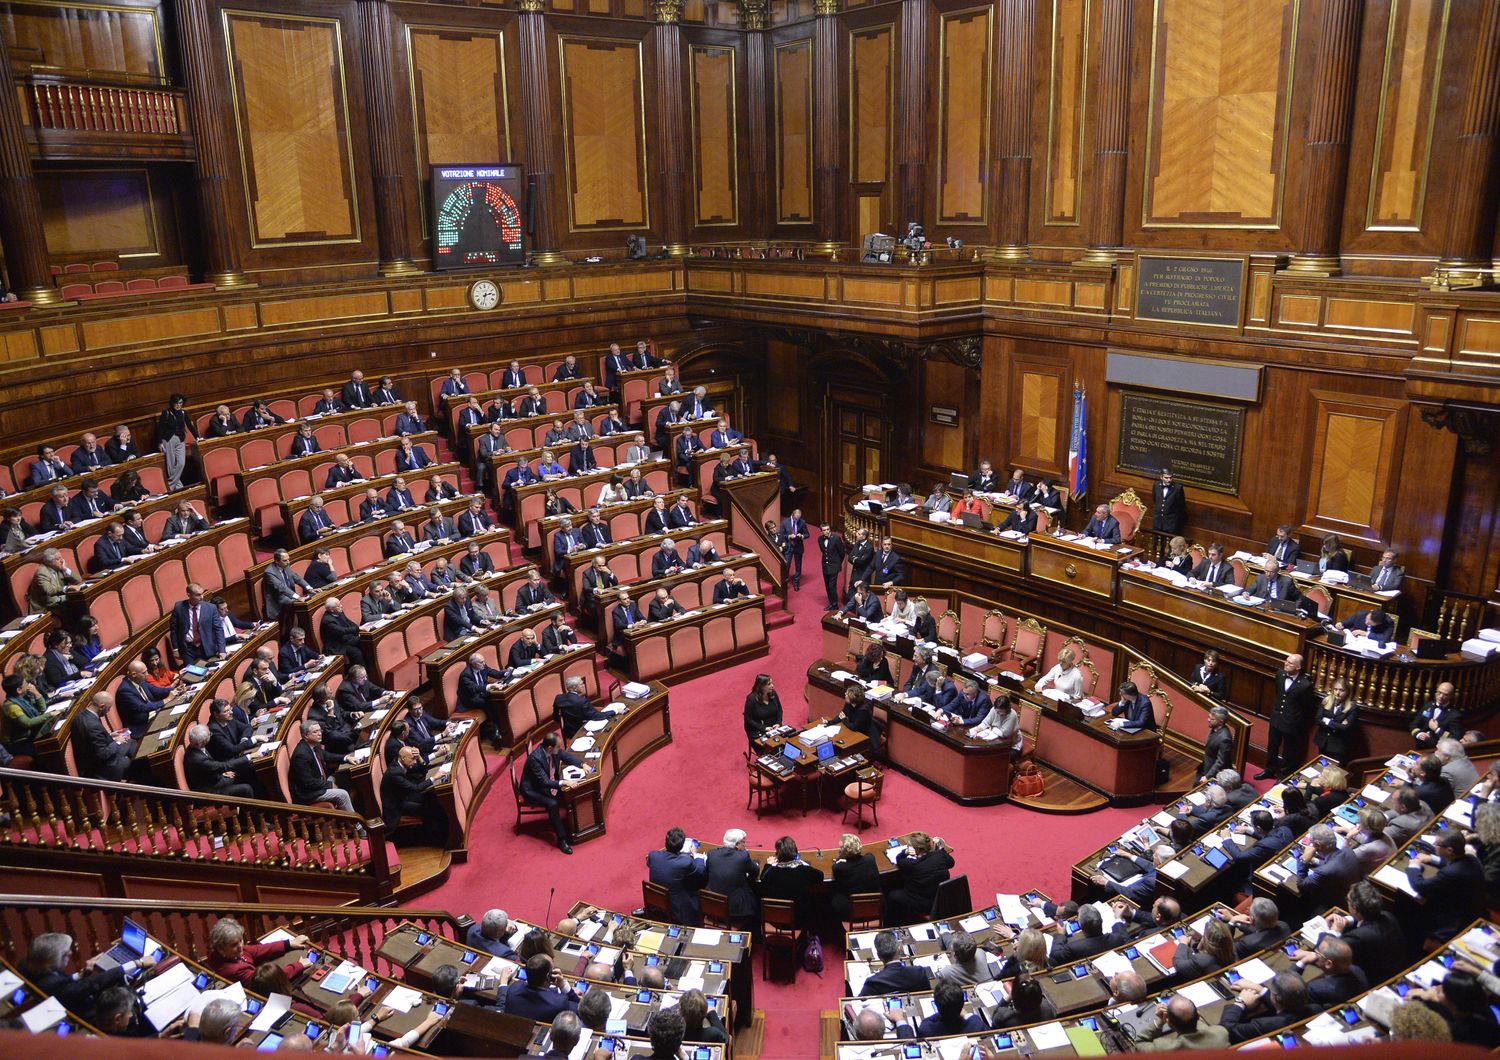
418,544,1153,1056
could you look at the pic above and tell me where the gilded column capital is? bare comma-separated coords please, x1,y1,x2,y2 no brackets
653,0,683,21
813,0,839,14
517,0,546,13
737,0,768,30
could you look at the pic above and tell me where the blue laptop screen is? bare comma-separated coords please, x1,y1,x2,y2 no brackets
781,744,800,761
816,742,837,761
121,918,147,956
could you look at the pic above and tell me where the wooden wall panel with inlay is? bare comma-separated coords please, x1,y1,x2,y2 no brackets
224,11,360,246
689,42,738,227
1304,392,1406,544
1010,359,1070,475
1042,0,1089,228
934,6,990,226
558,35,650,231
406,26,510,172
0,1,164,79
773,36,813,226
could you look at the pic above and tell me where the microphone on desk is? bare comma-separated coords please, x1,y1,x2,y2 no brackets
545,885,555,930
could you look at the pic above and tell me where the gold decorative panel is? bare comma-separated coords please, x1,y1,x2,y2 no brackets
559,36,649,231
1017,370,1061,465
37,168,159,258
849,24,893,186
1365,0,1447,232
774,39,813,225
1143,0,1299,228
937,7,991,225
224,11,360,247
1,1,164,79
1306,392,1405,540
1044,0,1089,225
690,44,738,226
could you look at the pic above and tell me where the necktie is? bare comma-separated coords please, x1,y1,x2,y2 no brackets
316,510,326,528
1269,579,1278,599
1375,568,1386,589
1209,564,1219,582
88,497,99,517
189,606,199,646
314,748,326,778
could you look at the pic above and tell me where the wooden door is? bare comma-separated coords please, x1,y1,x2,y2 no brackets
823,386,887,520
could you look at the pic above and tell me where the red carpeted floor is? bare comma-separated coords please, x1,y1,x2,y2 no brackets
418,542,1152,1057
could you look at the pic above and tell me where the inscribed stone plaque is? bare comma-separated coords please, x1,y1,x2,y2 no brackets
1134,256,1245,328
1117,391,1243,494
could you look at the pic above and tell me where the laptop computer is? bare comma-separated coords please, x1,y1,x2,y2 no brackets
781,743,802,763
815,741,837,762
1267,598,1303,616
863,501,884,515
94,917,161,971
959,513,986,530
949,473,971,491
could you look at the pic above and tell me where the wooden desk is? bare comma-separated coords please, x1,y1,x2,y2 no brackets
1119,567,1317,664
1027,691,1161,805
1029,532,1142,602
806,661,1013,805
750,718,871,815
884,507,1029,580
617,594,768,682
560,681,672,842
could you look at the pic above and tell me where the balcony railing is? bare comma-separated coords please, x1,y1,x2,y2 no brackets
21,77,185,136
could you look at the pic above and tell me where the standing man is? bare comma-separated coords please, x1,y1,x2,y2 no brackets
818,522,846,609
520,732,579,854
646,826,707,924
780,509,808,591
1257,654,1318,780
1152,468,1186,535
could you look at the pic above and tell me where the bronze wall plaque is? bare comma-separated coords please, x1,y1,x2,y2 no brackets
1134,255,1245,328
1117,391,1243,494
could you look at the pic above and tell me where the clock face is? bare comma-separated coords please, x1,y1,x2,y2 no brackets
468,280,501,310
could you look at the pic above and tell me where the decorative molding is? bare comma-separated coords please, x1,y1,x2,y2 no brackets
653,0,684,23
756,325,982,373
814,0,840,15
517,0,546,13
737,0,768,30
1420,403,1498,457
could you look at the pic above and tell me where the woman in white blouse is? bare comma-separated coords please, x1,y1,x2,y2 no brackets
596,474,629,505
888,588,917,627
1034,647,1085,701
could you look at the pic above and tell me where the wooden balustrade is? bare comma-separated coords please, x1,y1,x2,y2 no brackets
0,768,397,903
1431,590,1493,643
0,896,463,980
24,79,183,135
1307,640,1500,720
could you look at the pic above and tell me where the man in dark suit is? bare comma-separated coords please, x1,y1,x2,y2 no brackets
70,433,112,473
1191,544,1235,587
1152,469,1186,534
603,342,632,390
172,584,225,664
947,679,993,727
357,488,387,522
970,460,1000,493
1051,905,1118,964
643,497,671,536
580,509,612,549
287,719,353,811
1410,682,1460,748
508,628,545,669
1249,559,1299,603
203,405,239,438
325,455,363,489
423,507,459,543
504,956,580,1021
713,572,750,604
521,733,579,851
1083,503,1121,543
318,597,365,666
1231,897,1292,958
574,381,603,409
704,828,761,927
818,524,847,608
184,724,254,798
92,522,135,571
289,424,320,458
384,520,417,557
335,664,384,715
395,401,426,436
1199,706,1233,782
67,478,113,521
1294,824,1362,913
611,589,644,649
28,445,71,487
840,582,882,622
667,496,697,530
1267,525,1300,567
647,826,706,924
39,485,74,533
996,501,1037,535
342,370,372,408
779,509,808,590
555,676,607,738
1337,604,1395,642
381,744,438,840
1407,830,1486,942
868,540,904,587
1257,653,1318,778
457,651,505,733
655,400,685,451
1220,972,1315,1045
73,692,136,781
298,498,336,542
517,570,555,609
859,931,931,996
648,588,684,622
568,440,600,476
438,367,469,408
1331,881,1407,984
457,499,495,538
372,377,400,405
1109,681,1156,730
442,586,481,640
116,660,175,739
386,477,417,513
278,626,319,678
580,556,617,609
651,540,684,579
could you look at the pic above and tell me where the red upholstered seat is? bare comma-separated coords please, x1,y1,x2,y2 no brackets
238,437,277,472
669,626,703,668
703,615,734,658
349,534,383,571
154,561,188,616
733,606,765,647
183,544,222,592
121,572,161,632
634,637,670,680
268,399,297,421
347,417,381,444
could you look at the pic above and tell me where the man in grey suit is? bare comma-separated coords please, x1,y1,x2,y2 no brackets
262,549,311,623
1368,549,1404,591
1198,706,1233,783
72,691,136,781
1248,559,1298,603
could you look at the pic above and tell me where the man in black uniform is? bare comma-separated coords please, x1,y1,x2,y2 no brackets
1256,653,1319,779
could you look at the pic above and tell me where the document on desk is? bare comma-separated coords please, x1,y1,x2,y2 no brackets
1372,863,1418,896
1027,1022,1072,1050
693,928,722,945
144,980,201,1030
320,959,365,996
1237,957,1277,984
381,985,424,1013
20,996,67,1032
249,993,293,1033
1091,949,1134,979
959,914,991,934
1159,860,1191,880
141,961,195,1003
1175,980,1222,1008
844,961,873,996
995,893,1031,925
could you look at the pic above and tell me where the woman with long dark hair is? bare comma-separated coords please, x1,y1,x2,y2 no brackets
743,674,782,744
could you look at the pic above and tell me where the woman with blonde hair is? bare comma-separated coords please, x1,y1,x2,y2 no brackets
1163,535,1194,575
1471,803,1500,905
998,928,1049,978
1311,764,1350,816
1171,917,1235,981
831,832,880,923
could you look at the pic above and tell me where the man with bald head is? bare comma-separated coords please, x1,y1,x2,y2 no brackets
72,692,136,781
116,659,180,739
1135,995,1229,1050
1257,652,1318,779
